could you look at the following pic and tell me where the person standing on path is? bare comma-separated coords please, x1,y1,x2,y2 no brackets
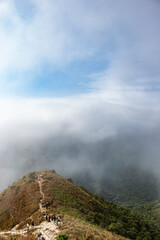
27,223,29,231
45,202,49,209
44,214,48,221
53,215,56,222
31,221,34,228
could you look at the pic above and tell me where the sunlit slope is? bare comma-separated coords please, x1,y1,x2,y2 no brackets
0,172,41,230
0,170,160,239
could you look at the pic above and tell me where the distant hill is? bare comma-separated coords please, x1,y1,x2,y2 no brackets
71,164,160,229
73,164,160,207
0,170,160,240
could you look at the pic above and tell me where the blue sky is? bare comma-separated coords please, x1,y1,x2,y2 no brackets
3,56,107,97
0,0,160,189
0,0,159,99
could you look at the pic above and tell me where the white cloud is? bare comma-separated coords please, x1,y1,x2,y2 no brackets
0,0,159,97
0,0,101,75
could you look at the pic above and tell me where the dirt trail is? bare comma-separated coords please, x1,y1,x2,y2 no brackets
34,221,59,240
35,176,60,239
38,178,45,213
0,174,60,239
0,228,28,237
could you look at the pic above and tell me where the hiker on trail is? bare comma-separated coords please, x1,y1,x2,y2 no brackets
39,234,43,240
48,215,51,222
57,219,61,227
53,215,56,222
27,223,29,231
44,214,48,221
45,201,49,209
31,220,34,228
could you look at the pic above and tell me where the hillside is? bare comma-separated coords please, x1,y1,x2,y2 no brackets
72,165,160,228
0,170,159,239
72,165,160,207
134,200,160,228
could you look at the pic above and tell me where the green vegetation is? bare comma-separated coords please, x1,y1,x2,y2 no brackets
10,185,21,194
27,179,35,184
41,171,160,240
56,234,69,240
15,186,20,194
29,172,36,179
75,164,160,230
78,165,160,207
67,178,74,183
134,200,160,228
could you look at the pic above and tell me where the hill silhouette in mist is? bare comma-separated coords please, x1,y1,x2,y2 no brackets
73,164,160,207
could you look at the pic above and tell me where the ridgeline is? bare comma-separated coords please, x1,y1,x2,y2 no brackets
0,170,160,240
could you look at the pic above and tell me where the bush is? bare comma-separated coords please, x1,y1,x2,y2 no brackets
56,234,69,240
29,172,36,179
67,178,74,183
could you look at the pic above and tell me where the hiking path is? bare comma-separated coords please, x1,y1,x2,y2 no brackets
38,177,45,213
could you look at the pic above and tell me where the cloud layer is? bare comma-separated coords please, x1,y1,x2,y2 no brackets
0,96,160,191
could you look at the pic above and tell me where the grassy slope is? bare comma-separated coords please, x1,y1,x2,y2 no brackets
0,172,41,230
73,165,160,228
60,215,129,240
41,171,160,240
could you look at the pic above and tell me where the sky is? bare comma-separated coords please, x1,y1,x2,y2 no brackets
0,0,160,190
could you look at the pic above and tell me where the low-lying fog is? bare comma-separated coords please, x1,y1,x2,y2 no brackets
0,96,159,192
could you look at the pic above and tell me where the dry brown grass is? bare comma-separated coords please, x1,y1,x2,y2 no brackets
0,172,41,230
58,215,129,240
0,232,37,240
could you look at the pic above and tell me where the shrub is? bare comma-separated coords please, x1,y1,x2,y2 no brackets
15,186,20,194
56,234,69,240
29,172,36,179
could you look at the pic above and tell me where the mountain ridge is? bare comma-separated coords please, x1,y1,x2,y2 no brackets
0,170,160,239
